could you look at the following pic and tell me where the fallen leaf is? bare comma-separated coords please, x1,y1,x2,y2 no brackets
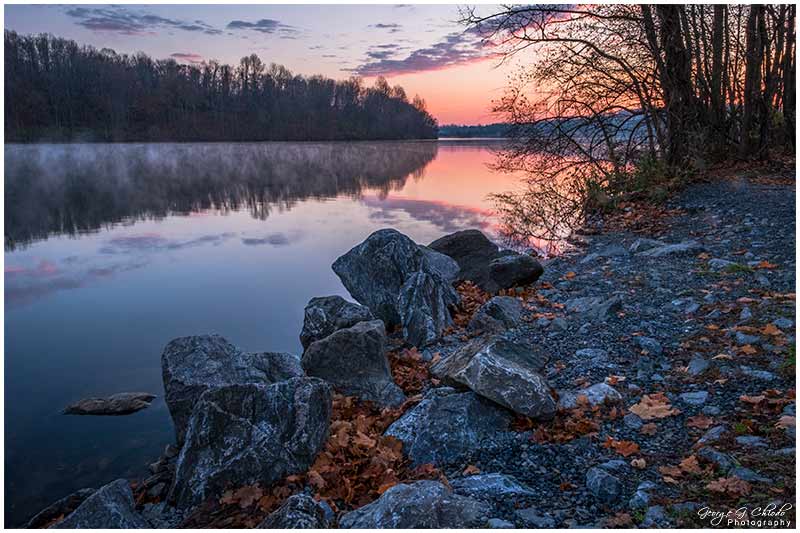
755,260,778,269
761,323,782,336
564,271,576,280
775,415,795,429
706,477,752,496
679,455,702,474
739,344,758,355
604,437,640,457
640,423,658,435
462,464,481,475
630,458,646,469
687,415,714,429
629,393,680,420
712,353,733,360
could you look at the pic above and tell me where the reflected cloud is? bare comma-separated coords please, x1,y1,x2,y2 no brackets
99,232,236,254
241,231,299,246
361,195,494,234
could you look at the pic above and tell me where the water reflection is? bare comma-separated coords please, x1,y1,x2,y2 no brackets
4,141,438,250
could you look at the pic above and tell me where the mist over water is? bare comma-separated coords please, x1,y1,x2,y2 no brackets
3,140,521,525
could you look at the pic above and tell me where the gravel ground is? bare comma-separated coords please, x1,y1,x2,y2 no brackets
420,171,796,528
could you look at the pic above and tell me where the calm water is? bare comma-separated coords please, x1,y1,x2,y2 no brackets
3,140,523,524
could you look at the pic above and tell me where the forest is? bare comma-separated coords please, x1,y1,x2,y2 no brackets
460,4,796,243
4,31,438,142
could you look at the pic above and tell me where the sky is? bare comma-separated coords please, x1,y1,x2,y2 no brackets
3,3,526,125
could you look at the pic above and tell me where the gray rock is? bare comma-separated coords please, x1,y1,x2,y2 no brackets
729,467,772,483
641,506,668,527
339,480,489,528
385,388,511,466
739,306,753,321
740,366,776,380
398,270,459,347
565,295,623,321
257,494,328,529
772,317,793,330
557,383,622,410
736,331,760,345
168,378,331,510
635,336,663,356
735,435,768,448
161,334,304,443
679,391,709,406
450,473,536,499
488,518,515,528
25,488,96,529
628,238,665,253
696,425,728,446
428,229,516,292
419,245,461,284
575,348,611,368
687,355,710,376
299,295,374,349
586,467,621,505
468,296,525,333
637,241,705,257
624,413,643,430
52,479,148,529
516,508,555,528
488,254,544,289
629,489,650,510
332,229,458,328
302,320,404,406
697,447,735,473
702,405,721,416
62,392,156,416
708,258,737,271
430,336,555,420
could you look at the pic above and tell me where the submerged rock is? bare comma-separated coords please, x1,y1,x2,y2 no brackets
299,295,374,350
429,229,519,292
339,480,489,528
62,392,155,416
431,336,555,420
25,488,96,529
168,378,331,510
301,320,405,406
468,296,526,333
52,479,148,529
385,387,511,466
398,270,459,347
332,229,458,328
161,334,303,443
257,494,328,529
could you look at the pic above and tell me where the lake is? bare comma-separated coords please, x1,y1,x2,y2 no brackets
4,140,528,524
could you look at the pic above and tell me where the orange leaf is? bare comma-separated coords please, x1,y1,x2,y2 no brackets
686,414,714,429
629,393,680,420
462,464,481,475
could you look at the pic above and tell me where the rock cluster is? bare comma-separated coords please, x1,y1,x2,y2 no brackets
62,392,156,416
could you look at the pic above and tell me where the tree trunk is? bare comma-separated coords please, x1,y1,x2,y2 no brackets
741,5,766,158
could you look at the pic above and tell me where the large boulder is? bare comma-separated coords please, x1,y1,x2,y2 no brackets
299,295,374,350
257,494,328,529
468,296,526,333
488,254,543,289
419,245,460,283
385,387,511,466
301,320,405,406
398,271,459,347
161,334,303,443
168,378,331,510
430,336,555,420
339,480,489,528
52,479,148,529
62,392,155,416
332,229,458,328
429,229,542,292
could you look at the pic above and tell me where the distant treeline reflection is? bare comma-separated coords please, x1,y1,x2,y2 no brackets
4,142,438,249
4,31,438,142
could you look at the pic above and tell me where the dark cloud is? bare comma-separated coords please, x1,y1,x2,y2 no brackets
65,6,221,36
170,52,203,64
226,18,299,38
353,29,495,76
366,50,395,60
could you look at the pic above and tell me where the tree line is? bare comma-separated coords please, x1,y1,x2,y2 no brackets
4,31,438,142
461,4,796,243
